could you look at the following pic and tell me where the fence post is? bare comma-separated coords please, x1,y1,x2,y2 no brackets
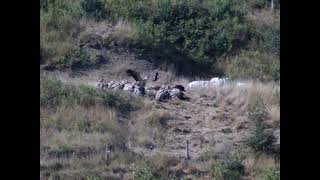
105,144,110,165
186,140,190,159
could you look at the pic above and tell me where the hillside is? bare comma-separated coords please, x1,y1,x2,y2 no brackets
40,0,280,179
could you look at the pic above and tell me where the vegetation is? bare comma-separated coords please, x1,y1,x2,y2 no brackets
244,97,278,156
210,153,245,180
40,76,142,113
261,167,280,180
40,0,280,179
40,0,280,80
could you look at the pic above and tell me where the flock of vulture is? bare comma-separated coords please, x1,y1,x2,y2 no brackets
96,69,187,102
96,69,245,102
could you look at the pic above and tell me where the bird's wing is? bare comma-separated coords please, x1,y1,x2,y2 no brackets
153,72,159,81
126,69,143,82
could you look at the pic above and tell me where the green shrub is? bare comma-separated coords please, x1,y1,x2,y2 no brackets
85,174,102,180
248,97,268,122
49,47,106,70
40,0,280,80
210,153,244,180
249,22,280,56
261,167,280,180
246,0,280,10
226,50,279,81
72,118,92,133
80,0,108,21
40,76,142,113
40,76,79,107
133,166,155,180
130,0,248,63
244,98,277,155
40,0,82,65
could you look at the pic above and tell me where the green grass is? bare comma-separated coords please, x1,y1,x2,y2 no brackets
40,76,143,113
210,153,245,180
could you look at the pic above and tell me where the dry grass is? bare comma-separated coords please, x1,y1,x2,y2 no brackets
114,20,137,40
129,107,170,147
245,9,280,27
243,153,278,179
41,105,118,132
41,72,279,179
194,81,279,112
189,81,280,135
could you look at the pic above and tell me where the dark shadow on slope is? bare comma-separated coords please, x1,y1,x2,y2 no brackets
104,38,224,78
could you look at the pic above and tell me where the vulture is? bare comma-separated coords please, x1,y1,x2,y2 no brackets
153,72,159,81
126,69,147,87
174,85,185,91
126,69,159,86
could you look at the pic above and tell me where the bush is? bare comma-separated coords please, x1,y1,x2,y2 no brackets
244,98,277,155
246,0,280,10
40,76,142,113
40,76,79,107
210,153,245,180
249,22,280,56
248,97,268,122
40,0,280,81
261,167,280,180
226,50,280,81
80,0,108,21
46,47,106,70
133,166,155,180
40,0,83,65
130,0,249,63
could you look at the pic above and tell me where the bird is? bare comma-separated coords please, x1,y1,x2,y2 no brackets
174,85,185,91
126,69,147,87
153,72,159,81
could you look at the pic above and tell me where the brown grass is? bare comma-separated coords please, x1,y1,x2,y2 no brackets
114,20,137,40
245,9,280,27
41,105,118,132
129,107,170,147
192,82,278,111
41,72,279,179
243,153,278,179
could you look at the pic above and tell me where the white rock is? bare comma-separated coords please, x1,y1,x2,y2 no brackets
187,81,210,90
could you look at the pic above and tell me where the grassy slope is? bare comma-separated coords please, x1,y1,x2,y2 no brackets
40,75,279,179
40,0,280,179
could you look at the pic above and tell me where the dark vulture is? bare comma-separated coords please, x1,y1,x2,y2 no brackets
174,85,185,91
126,69,145,86
126,69,142,82
153,72,159,81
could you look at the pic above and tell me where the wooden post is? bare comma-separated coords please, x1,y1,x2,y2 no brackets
105,145,110,165
271,0,274,10
186,140,190,159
